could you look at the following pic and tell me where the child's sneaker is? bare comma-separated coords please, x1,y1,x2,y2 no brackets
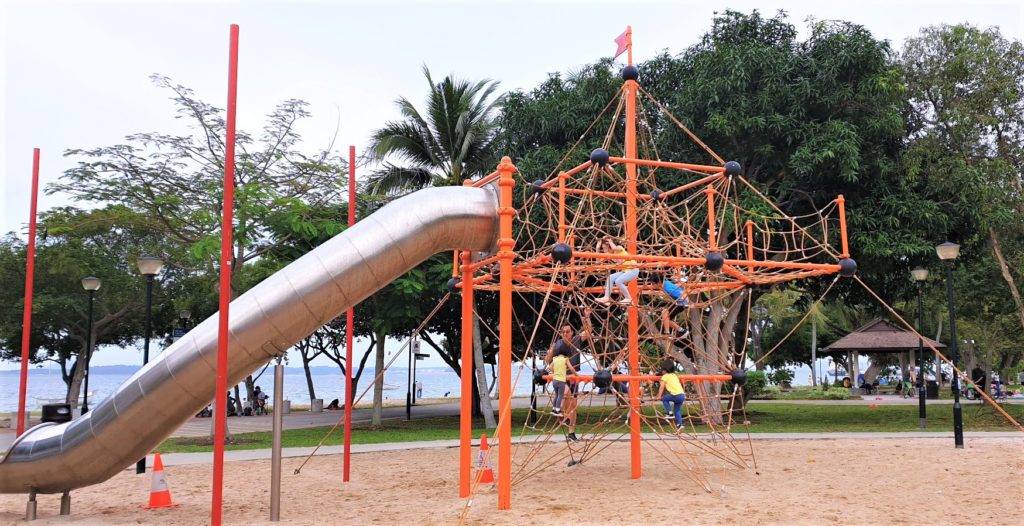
566,432,579,442
552,408,562,416
675,298,689,307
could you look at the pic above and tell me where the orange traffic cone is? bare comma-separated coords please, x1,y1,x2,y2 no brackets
476,434,495,484
146,453,175,509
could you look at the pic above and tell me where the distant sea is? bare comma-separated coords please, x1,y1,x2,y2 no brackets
0,364,536,412
1,359,844,413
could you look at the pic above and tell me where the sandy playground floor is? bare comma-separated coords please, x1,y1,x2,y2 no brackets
1,437,1021,525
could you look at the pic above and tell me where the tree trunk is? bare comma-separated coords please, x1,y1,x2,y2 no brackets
243,375,256,412
65,348,87,409
472,315,496,429
989,228,1024,332
302,354,317,405
371,330,385,426
863,359,882,384
687,290,746,425
810,317,817,387
233,384,243,415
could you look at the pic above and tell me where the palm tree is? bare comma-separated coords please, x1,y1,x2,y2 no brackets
366,66,502,428
367,65,501,194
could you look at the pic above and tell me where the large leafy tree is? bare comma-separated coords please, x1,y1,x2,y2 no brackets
51,75,344,404
901,23,1024,378
0,206,180,406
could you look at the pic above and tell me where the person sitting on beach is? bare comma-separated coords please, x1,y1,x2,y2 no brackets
595,237,639,306
545,346,576,416
656,358,686,429
254,386,269,413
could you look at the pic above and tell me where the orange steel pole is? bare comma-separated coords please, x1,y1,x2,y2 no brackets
545,374,732,383
659,172,725,199
211,23,239,526
558,171,566,242
608,156,724,174
496,156,517,510
343,145,356,483
458,249,474,498
745,220,754,272
540,161,592,189
705,187,717,251
837,195,850,258
15,148,40,437
567,250,842,272
624,71,642,481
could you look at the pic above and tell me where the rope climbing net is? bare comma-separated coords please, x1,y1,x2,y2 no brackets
455,72,857,514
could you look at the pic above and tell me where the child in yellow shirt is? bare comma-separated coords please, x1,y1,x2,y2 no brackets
546,347,576,416
656,358,686,428
595,237,639,305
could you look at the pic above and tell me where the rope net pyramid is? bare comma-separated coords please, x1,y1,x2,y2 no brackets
456,57,856,515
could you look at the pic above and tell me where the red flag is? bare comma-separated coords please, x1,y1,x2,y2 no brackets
613,27,630,58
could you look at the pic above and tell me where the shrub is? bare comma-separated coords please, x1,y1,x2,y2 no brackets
768,368,795,387
733,370,768,401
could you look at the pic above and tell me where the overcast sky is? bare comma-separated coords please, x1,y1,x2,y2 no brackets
1,0,1021,368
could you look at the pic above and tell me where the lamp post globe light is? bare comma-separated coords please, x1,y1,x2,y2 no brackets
135,255,163,473
80,277,101,414
935,242,963,448
910,267,928,428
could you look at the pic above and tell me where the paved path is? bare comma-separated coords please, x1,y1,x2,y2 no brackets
151,431,1023,467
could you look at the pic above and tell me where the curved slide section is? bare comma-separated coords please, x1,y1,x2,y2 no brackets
0,185,498,494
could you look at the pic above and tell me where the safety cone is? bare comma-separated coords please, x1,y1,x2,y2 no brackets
476,434,495,484
146,453,175,509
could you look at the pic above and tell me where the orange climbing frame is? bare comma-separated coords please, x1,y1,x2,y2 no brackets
449,29,853,513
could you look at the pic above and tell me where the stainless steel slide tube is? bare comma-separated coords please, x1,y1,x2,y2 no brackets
0,185,498,493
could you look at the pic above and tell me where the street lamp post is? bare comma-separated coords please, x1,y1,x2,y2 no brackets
80,277,101,414
136,255,164,473
910,267,928,428
936,242,964,448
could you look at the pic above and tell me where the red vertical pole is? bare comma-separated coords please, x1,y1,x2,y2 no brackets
15,148,40,437
211,23,239,526
343,145,356,482
458,248,473,498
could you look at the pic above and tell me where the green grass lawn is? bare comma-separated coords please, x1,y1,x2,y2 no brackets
156,402,1024,454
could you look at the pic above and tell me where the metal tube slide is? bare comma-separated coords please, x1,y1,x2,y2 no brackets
0,185,498,493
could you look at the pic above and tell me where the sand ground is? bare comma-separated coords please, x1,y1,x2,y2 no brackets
1,437,1021,525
